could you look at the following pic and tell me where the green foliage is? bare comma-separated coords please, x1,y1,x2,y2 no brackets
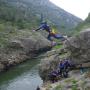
0,1,39,30
74,13,90,35
71,85,78,90
72,79,78,84
71,79,78,90
53,44,63,49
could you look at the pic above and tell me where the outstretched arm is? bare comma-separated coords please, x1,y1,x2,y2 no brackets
35,25,43,31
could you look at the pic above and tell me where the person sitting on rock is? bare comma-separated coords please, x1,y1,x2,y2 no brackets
63,59,71,78
64,59,71,70
34,21,66,46
48,69,59,83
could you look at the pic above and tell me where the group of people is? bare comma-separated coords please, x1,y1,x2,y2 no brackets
34,21,67,46
48,59,73,83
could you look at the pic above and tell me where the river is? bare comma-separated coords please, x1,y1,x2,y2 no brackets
0,59,43,90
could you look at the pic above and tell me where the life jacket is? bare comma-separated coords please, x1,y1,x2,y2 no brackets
59,62,64,69
52,29,56,33
50,29,56,35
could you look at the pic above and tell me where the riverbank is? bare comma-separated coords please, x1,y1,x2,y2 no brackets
0,58,43,90
41,70,90,90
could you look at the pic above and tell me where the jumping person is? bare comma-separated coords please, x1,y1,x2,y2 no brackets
34,22,66,46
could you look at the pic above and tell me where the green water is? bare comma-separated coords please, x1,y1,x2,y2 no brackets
0,59,43,90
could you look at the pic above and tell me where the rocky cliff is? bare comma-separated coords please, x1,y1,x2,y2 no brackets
39,28,90,81
0,30,51,72
65,28,90,66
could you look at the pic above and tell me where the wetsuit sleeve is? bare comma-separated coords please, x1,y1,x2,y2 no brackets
35,25,43,31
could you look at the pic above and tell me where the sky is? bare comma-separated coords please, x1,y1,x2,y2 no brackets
49,0,90,20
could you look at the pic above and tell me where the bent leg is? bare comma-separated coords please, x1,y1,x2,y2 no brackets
54,34,63,39
47,34,53,41
53,34,66,41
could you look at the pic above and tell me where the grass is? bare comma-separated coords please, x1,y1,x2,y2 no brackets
71,85,78,90
53,44,63,49
54,84,62,90
72,79,78,84
71,79,78,90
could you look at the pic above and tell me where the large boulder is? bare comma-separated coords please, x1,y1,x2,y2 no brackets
7,31,52,56
39,48,68,81
39,55,60,81
65,28,90,65
9,37,51,54
0,30,51,72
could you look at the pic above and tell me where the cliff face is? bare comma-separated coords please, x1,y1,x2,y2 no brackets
39,29,90,90
69,14,90,65
65,28,90,66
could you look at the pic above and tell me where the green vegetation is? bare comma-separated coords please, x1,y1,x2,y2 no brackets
54,84,62,90
53,44,63,49
0,1,39,30
0,0,82,35
74,13,90,35
71,79,78,90
72,79,78,84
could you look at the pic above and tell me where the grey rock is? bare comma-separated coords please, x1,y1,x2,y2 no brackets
39,54,61,81
65,28,90,65
0,31,51,72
